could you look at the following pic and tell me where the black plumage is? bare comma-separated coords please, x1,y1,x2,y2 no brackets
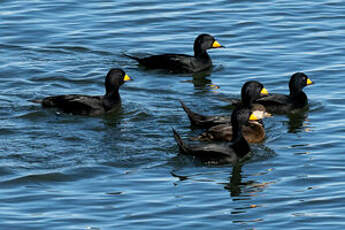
32,68,131,116
126,34,224,73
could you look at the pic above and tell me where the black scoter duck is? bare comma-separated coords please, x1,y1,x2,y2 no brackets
31,68,131,116
255,72,313,114
126,34,224,73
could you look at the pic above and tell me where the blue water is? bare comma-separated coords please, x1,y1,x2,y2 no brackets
1,0,345,229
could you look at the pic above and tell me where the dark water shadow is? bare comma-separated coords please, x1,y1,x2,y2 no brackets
286,111,309,133
224,161,274,201
190,69,213,89
189,66,226,91
224,163,244,197
281,107,309,133
101,108,124,128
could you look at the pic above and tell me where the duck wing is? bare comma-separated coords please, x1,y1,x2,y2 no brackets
187,143,239,164
173,129,238,164
256,93,290,105
42,94,104,115
193,124,233,142
132,53,192,69
194,122,264,143
255,94,296,114
127,53,210,73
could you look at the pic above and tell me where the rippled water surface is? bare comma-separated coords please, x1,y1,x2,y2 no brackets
1,0,345,229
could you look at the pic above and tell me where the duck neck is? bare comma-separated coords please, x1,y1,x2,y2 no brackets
241,90,256,108
289,84,303,96
242,97,253,108
104,89,121,110
231,122,250,158
290,90,308,107
194,45,210,59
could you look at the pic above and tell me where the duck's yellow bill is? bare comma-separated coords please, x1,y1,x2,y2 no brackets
209,84,220,89
249,113,259,121
307,78,313,85
124,74,131,81
212,40,222,48
260,88,269,95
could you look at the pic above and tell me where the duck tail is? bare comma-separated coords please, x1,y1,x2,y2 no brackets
29,99,42,104
217,96,240,105
229,98,241,106
172,128,189,154
123,53,141,62
179,100,208,126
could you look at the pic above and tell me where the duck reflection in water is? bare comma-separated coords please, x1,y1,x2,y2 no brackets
286,109,309,133
182,68,221,91
225,163,244,197
224,160,275,198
